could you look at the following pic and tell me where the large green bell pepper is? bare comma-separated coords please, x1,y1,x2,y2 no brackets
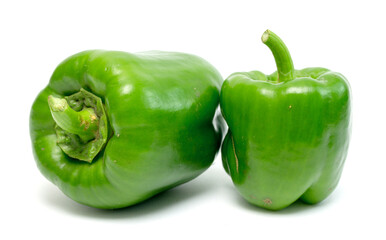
221,30,351,210
30,50,224,209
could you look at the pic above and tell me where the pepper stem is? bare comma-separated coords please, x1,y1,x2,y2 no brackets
261,30,295,82
47,89,109,163
48,95,99,143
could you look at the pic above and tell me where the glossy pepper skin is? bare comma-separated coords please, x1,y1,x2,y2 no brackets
221,30,351,210
30,50,224,209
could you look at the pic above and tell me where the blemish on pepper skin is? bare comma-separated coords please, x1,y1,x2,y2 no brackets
116,133,120,138
263,198,272,206
90,114,97,122
288,105,292,109
80,119,90,130
41,148,45,151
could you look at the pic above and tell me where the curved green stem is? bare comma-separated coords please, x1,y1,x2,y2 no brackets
261,29,295,82
48,95,98,143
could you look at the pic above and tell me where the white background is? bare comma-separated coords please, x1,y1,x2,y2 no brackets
1,0,385,239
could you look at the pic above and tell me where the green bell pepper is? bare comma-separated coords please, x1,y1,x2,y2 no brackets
30,50,224,209
221,30,351,210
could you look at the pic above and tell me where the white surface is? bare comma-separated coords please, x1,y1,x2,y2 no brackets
1,0,385,239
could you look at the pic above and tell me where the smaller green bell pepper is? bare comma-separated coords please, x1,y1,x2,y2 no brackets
221,30,351,210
